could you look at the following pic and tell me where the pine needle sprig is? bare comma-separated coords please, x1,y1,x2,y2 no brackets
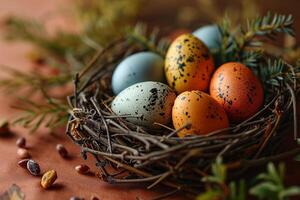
218,12,295,70
3,16,83,60
244,12,294,38
241,12,294,49
259,58,286,87
257,58,299,89
0,65,72,95
241,50,263,68
127,23,170,57
218,19,243,63
12,96,69,132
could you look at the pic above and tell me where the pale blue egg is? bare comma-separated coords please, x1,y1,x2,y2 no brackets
193,25,221,51
193,25,222,66
112,52,165,94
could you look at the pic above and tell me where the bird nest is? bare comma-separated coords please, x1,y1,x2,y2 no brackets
66,36,299,196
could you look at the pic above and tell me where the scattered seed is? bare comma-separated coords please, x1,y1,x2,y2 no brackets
27,160,40,176
18,159,30,168
17,148,31,159
75,164,90,174
70,196,83,200
56,144,68,158
90,195,100,200
16,137,26,148
41,170,57,189
0,119,10,136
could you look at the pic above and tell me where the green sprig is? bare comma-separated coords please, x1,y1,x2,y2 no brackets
127,23,170,57
197,160,300,200
250,163,300,200
12,96,68,132
218,12,295,68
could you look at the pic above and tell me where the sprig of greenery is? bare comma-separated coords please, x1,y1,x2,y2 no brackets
197,157,246,200
12,95,69,133
197,159,300,200
259,59,286,87
250,163,300,200
0,65,71,95
241,12,294,47
127,23,170,57
218,12,295,68
3,16,87,66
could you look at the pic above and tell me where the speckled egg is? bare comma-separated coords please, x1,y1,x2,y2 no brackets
165,34,214,93
172,90,229,137
111,81,176,128
193,25,221,51
210,62,264,123
112,52,165,94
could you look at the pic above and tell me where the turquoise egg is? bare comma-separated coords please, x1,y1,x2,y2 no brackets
193,25,222,66
193,24,221,51
112,52,165,94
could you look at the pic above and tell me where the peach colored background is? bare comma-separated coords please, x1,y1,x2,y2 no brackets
0,1,299,200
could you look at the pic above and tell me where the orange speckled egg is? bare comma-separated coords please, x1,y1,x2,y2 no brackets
210,62,264,123
165,34,214,93
172,90,229,137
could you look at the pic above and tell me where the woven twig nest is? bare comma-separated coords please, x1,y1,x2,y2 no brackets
66,36,299,196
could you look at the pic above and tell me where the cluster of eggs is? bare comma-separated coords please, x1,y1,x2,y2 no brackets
111,25,264,137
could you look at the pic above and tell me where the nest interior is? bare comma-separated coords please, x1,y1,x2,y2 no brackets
66,38,299,195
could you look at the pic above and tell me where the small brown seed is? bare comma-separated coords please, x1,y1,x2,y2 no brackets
0,119,10,136
90,195,100,200
16,137,26,148
70,197,83,200
75,164,90,174
18,159,30,168
56,144,68,158
41,170,57,189
17,148,31,159
27,159,40,176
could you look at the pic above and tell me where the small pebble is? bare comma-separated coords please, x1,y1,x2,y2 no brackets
17,148,31,159
75,164,90,174
90,195,100,200
16,137,26,148
70,197,83,200
56,144,68,158
18,159,30,168
27,159,40,176
41,170,57,189
0,119,10,136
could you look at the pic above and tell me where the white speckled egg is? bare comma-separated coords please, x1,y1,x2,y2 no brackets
111,81,176,128
111,52,165,94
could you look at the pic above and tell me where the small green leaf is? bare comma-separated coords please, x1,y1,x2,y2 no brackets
294,154,300,161
196,190,222,200
267,163,282,185
250,182,279,199
279,186,300,199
